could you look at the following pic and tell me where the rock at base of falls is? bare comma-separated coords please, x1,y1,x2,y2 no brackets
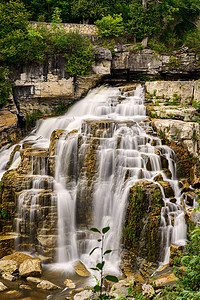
2,272,16,281
73,290,92,300
26,276,42,284
0,252,34,266
0,260,18,274
0,282,8,291
36,279,61,290
19,258,42,277
142,283,155,298
73,260,90,277
64,279,76,288
169,244,184,266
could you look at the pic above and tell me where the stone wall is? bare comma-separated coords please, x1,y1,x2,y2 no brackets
30,21,98,36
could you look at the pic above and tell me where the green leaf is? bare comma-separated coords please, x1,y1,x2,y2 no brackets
102,226,110,234
1,209,7,219
90,267,99,271
90,227,101,233
104,250,112,255
105,275,118,282
96,261,105,270
89,246,99,255
94,285,101,292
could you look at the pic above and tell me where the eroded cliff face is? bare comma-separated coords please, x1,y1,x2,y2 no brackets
145,80,200,180
1,47,200,148
124,181,164,270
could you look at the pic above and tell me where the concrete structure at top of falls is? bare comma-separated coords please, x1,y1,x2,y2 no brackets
0,84,192,275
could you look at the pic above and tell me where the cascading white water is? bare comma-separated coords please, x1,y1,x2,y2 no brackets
0,85,187,274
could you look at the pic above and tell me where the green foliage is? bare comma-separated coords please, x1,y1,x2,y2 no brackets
192,99,200,112
71,0,104,22
183,29,200,53
0,209,7,219
26,109,43,131
51,7,62,24
0,67,12,109
60,31,95,76
95,14,124,38
148,39,168,54
127,1,177,41
174,227,200,299
89,226,118,299
0,0,29,39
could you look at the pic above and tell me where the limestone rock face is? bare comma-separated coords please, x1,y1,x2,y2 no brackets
152,120,200,158
19,258,42,277
146,81,195,104
93,47,112,61
169,244,184,266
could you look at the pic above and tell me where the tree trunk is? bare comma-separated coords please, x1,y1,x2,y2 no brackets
142,0,148,8
83,18,89,24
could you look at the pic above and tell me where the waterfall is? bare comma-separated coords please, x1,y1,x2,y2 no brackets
0,84,187,274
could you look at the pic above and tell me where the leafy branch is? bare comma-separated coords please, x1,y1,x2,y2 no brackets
90,226,118,299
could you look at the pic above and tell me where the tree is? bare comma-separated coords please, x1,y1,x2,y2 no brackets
0,0,29,39
95,14,124,38
127,0,177,41
71,0,105,23
0,67,12,109
0,0,30,64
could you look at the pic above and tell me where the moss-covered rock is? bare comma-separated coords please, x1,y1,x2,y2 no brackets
124,180,164,270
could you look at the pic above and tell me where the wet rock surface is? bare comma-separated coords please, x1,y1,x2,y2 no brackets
124,181,164,269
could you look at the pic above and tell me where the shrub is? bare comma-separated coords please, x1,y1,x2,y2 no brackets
174,227,200,299
95,14,124,38
59,30,95,76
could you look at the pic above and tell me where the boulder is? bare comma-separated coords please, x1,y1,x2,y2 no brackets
2,272,16,281
157,181,174,198
0,252,33,267
0,260,18,274
74,261,90,277
26,276,42,283
73,290,93,300
69,287,84,295
64,279,76,288
37,279,61,290
0,282,8,291
19,284,32,290
186,208,200,226
19,258,42,277
110,280,129,298
142,283,155,298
